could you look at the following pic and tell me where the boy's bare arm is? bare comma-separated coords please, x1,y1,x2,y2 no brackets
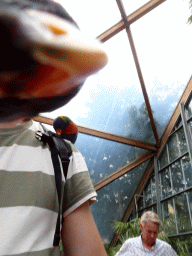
62,201,107,256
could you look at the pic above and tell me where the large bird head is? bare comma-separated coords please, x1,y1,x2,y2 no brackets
0,0,108,123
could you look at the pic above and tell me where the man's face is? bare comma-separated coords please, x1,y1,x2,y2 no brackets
140,221,159,247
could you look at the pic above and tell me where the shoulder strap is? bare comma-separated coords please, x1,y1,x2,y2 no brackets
35,129,72,247
47,131,72,179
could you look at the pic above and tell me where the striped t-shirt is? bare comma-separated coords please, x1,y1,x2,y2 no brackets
0,120,97,256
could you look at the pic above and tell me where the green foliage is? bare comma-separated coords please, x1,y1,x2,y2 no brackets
160,216,192,255
60,240,64,254
160,214,177,235
104,244,121,256
169,239,189,256
112,218,141,244
105,218,190,256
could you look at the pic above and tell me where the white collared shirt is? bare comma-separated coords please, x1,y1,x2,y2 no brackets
115,235,178,256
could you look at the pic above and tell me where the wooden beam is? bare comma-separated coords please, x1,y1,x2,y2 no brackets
97,0,167,43
94,151,156,191
97,21,125,43
33,115,157,151
33,116,54,126
77,124,157,151
158,75,192,156
115,0,159,145
126,26,159,145
110,158,154,247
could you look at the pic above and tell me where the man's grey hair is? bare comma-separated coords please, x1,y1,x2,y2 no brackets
140,211,161,226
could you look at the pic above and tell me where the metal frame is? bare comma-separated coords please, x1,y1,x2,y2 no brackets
180,104,192,228
116,0,159,145
180,103,192,168
154,156,161,219
110,158,154,247
34,67,192,251
94,151,156,191
133,94,192,241
31,0,192,248
109,77,192,246
158,76,192,156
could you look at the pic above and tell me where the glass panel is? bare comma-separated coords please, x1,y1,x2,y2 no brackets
74,133,146,185
161,203,164,219
177,127,187,155
153,204,157,214
56,0,122,38
186,97,192,119
150,169,155,177
129,213,133,222
188,191,192,219
151,176,157,204
138,210,144,218
171,126,175,133
123,102,156,143
90,162,148,243
144,180,152,207
170,160,185,194
188,120,192,140
160,168,172,199
161,199,177,235
174,193,192,233
145,206,153,212
168,133,180,163
45,30,157,143
159,147,168,170
175,116,183,129
131,0,192,138
182,154,192,188
137,194,143,211
169,235,192,256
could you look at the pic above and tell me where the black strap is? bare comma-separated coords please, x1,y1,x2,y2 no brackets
51,144,62,246
35,130,72,246
48,131,72,180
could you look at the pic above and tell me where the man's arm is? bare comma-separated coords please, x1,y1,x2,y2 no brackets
61,201,107,256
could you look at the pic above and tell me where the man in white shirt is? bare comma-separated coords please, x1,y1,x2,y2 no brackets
116,211,178,256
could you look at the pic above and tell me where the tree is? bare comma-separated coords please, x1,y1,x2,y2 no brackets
188,0,192,24
88,102,162,244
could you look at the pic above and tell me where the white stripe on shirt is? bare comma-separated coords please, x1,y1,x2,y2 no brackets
0,145,89,179
0,206,57,255
67,152,88,179
0,145,53,175
63,192,97,217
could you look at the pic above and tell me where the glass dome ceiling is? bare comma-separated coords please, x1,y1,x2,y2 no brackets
35,0,192,245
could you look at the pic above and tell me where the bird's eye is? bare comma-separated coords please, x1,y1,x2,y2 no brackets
46,23,67,35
